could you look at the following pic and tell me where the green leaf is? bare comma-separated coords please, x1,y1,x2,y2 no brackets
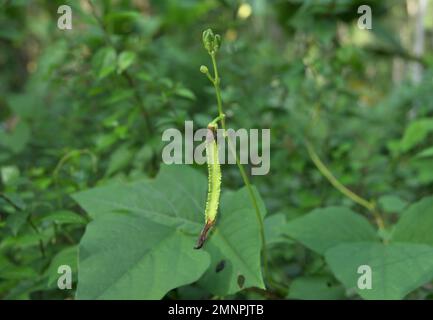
0,256,38,280
264,213,288,245
6,211,29,235
73,165,207,223
73,165,265,299
288,276,345,300
1,166,20,186
1,267,37,281
92,47,117,79
0,118,30,153
10,122,31,154
46,246,78,287
198,187,266,295
325,242,433,300
117,51,136,74
392,196,433,245
175,87,196,100
0,121,31,154
285,206,379,254
105,144,134,177
77,216,209,299
415,146,433,159
378,195,408,214
0,229,53,250
40,210,87,225
400,118,433,152
0,192,26,211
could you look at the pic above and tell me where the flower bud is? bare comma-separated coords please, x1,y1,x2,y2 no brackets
202,28,222,54
200,65,209,73
202,29,214,53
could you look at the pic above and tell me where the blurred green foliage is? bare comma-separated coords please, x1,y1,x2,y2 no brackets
1,0,433,300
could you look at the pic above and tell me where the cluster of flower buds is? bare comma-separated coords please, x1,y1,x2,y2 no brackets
202,28,221,55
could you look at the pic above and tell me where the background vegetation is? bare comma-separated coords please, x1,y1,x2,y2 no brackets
1,0,433,300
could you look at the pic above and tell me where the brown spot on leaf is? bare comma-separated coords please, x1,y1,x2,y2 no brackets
215,260,225,273
237,275,245,288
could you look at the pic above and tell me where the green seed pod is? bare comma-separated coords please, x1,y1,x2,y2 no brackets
204,124,221,224
195,123,221,249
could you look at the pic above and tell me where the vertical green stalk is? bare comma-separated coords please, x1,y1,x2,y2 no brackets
201,30,268,282
210,54,226,130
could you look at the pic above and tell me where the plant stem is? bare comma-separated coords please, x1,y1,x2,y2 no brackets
210,54,226,130
208,53,269,283
305,140,385,230
53,149,97,182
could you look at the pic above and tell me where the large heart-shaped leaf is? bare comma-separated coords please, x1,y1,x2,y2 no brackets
325,242,433,300
198,187,266,295
73,165,265,299
285,206,379,254
285,203,433,299
73,165,207,228
392,196,433,245
77,215,209,299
